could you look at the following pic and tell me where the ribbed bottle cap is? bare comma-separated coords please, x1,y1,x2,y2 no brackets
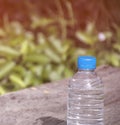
77,56,96,70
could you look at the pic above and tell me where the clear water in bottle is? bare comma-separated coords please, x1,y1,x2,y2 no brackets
67,56,104,125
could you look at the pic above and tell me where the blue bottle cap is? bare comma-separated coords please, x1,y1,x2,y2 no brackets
77,56,96,70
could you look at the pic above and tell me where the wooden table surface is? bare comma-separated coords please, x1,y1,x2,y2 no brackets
0,65,120,125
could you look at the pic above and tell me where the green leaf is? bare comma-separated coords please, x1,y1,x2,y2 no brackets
24,71,33,86
109,53,120,66
20,40,29,55
31,16,54,28
0,62,15,79
37,33,46,45
64,68,73,77
13,65,26,77
0,45,19,56
49,71,61,81
44,48,61,63
31,66,43,76
113,43,120,52
49,36,63,54
10,74,25,88
24,54,50,64
103,32,112,39
57,65,65,75
29,42,36,52
74,49,86,56
62,42,71,53
0,86,6,95
76,31,97,45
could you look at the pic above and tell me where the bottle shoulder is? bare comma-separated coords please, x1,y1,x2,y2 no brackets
69,70,102,89
72,70,99,80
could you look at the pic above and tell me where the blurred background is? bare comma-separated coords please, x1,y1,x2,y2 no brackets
0,0,120,94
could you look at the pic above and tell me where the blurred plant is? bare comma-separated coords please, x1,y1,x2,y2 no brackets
76,22,120,66
0,18,83,94
0,15,120,95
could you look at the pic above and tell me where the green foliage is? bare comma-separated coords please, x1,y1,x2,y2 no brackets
0,16,120,94
76,22,120,67
0,19,80,94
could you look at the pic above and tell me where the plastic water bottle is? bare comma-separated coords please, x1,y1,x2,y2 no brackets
67,56,104,125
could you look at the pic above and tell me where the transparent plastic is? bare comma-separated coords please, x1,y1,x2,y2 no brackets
67,70,104,125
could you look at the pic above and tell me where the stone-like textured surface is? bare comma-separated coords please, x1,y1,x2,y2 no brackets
0,65,120,125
